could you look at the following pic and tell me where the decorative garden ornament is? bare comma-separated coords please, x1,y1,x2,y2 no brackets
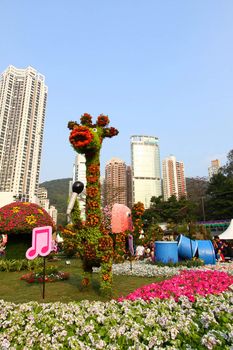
67,113,119,295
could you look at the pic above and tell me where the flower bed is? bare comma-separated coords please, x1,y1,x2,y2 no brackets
20,271,69,283
1,262,233,349
118,270,233,302
105,260,233,278
0,292,233,349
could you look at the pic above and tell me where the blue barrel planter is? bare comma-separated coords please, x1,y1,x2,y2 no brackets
155,241,178,264
177,234,198,259
197,240,216,265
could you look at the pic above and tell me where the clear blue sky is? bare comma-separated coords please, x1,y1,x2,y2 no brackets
1,0,233,182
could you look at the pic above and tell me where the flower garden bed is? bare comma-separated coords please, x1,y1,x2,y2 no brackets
1,262,233,349
20,271,70,283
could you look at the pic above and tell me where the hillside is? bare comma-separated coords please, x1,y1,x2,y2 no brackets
40,178,72,214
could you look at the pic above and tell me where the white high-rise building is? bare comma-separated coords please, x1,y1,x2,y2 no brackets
71,153,86,219
0,65,47,203
162,155,187,201
208,159,220,180
131,135,162,209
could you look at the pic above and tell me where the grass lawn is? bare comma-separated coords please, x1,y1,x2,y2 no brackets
0,258,165,303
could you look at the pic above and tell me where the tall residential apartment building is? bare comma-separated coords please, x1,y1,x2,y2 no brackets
131,135,162,209
0,65,47,202
208,159,220,180
105,158,127,206
162,155,187,201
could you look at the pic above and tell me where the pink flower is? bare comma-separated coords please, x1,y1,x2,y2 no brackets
118,270,233,303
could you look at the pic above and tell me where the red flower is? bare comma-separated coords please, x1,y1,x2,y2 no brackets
97,114,110,127
69,126,94,148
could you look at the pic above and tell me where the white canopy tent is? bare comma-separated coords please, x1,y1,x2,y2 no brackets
219,219,233,240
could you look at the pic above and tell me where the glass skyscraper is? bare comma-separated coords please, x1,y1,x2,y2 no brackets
131,135,162,209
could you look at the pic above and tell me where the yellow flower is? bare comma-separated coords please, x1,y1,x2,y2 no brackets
12,206,20,213
38,209,44,215
25,215,37,225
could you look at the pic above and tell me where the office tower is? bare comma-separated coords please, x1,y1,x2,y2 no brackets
71,153,86,219
105,158,127,206
162,155,187,201
208,159,220,180
0,65,47,202
131,135,162,209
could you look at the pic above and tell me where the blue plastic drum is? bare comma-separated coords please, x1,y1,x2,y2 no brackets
197,240,216,265
155,241,178,263
177,234,198,259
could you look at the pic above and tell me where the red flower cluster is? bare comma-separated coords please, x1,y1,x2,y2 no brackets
87,175,98,184
20,271,69,283
103,127,119,138
0,202,55,234
87,214,100,226
98,236,113,251
87,200,99,210
88,164,100,175
69,126,94,148
86,187,98,198
96,114,110,127
80,113,93,126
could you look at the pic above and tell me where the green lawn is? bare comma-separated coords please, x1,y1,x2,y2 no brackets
0,258,164,303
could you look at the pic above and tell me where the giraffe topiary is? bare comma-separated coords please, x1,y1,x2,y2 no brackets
67,113,119,295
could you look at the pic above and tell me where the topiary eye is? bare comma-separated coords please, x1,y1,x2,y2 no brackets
92,128,97,132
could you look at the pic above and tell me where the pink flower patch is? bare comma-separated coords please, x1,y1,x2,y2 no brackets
118,270,233,302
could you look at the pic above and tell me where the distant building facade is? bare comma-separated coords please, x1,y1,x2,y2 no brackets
37,186,57,224
208,159,220,180
105,158,127,206
162,155,187,200
131,135,162,209
70,153,86,219
0,65,47,203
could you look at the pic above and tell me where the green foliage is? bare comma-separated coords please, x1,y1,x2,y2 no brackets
143,195,197,226
144,224,163,243
40,178,72,214
205,172,233,220
152,258,204,268
0,258,43,272
70,199,83,229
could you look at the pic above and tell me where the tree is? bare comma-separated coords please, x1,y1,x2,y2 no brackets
143,195,197,225
221,149,233,177
205,173,233,220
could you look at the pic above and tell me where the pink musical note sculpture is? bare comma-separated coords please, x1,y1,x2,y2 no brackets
26,226,53,260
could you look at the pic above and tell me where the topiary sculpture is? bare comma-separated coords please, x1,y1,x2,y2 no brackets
67,113,119,295
0,201,55,259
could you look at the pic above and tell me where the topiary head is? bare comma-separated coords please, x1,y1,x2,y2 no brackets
68,113,119,155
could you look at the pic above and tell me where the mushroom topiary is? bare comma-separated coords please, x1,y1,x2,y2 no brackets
0,201,55,259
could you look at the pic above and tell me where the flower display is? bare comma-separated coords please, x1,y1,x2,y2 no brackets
96,114,110,127
69,125,94,149
0,289,233,349
80,112,92,126
0,202,55,234
67,114,119,295
118,269,233,302
132,202,145,244
20,270,69,283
